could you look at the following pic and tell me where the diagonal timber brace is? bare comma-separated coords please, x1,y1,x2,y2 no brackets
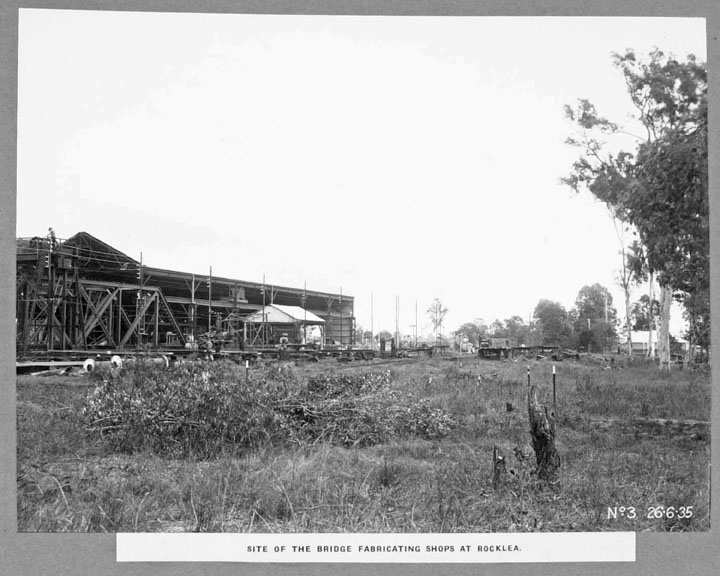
119,292,158,347
80,286,120,344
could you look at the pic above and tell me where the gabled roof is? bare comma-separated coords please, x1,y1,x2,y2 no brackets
64,231,138,265
243,304,325,324
43,232,351,309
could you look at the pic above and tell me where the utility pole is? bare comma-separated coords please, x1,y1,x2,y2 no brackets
370,292,374,350
395,295,400,348
415,299,418,348
47,235,55,351
191,273,196,343
604,289,608,323
262,273,266,345
137,251,145,345
208,265,213,333
340,286,343,347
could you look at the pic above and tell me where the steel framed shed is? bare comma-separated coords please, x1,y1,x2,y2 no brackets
16,231,355,354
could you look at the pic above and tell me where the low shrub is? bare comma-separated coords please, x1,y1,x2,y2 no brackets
82,359,291,457
396,399,456,440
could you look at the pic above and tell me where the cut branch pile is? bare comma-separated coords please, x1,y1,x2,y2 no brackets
278,371,455,447
82,363,455,457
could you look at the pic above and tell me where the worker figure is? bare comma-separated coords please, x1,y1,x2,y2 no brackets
204,332,216,361
48,227,57,254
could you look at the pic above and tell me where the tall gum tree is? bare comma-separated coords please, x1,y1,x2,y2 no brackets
629,114,709,362
427,298,448,345
563,49,708,369
562,100,639,357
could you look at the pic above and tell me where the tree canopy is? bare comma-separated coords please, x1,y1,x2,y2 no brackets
454,321,487,344
563,49,708,361
486,315,533,346
573,284,617,324
630,294,659,332
571,284,617,352
533,299,572,347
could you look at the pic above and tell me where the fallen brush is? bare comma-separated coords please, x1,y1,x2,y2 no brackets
81,363,455,456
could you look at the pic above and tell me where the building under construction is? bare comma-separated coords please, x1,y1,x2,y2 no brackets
16,231,355,356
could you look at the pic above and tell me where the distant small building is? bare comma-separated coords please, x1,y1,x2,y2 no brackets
625,330,656,356
242,304,325,346
624,330,688,356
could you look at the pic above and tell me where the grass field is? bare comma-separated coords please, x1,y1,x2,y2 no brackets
16,355,710,532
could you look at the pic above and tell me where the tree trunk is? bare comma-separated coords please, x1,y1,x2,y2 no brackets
657,284,672,370
624,289,632,357
527,385,560,481
685,333,695,364
616,218,633,358
647,272,654,358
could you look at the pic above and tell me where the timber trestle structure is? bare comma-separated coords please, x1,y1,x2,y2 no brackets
16,231,355,355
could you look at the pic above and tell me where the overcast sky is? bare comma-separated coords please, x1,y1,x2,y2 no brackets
17,10,706,337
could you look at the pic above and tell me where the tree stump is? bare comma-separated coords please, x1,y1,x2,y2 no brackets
492,445,507,490
527,385,560,481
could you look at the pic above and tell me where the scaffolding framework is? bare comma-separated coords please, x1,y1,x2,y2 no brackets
16,232,355,354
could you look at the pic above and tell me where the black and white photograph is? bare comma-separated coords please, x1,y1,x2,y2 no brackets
2,2,717,573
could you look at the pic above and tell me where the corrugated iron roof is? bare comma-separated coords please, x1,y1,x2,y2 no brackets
243,304,325,324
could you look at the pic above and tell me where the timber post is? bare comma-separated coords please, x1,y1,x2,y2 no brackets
492,444,506,490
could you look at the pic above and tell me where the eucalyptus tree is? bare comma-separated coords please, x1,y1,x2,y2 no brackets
427,298,448,345
563,49,708,368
